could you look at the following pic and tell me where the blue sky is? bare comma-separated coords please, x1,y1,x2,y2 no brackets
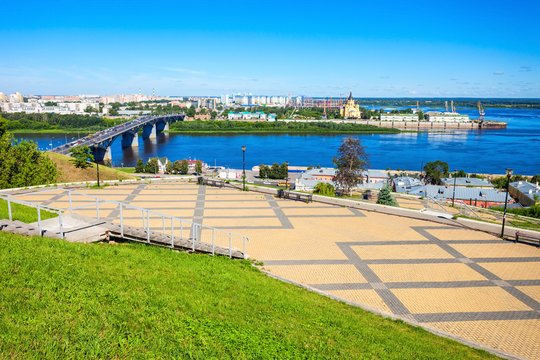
1,0,539,97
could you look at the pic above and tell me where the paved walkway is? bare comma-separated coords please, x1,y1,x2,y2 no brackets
14,182,540,360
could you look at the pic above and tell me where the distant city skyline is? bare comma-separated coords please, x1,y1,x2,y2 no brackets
2,0,539,97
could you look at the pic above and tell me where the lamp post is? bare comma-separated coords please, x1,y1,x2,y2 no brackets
501,168,513,239
452,170,457,207
242,146,246,191
96,161,100,187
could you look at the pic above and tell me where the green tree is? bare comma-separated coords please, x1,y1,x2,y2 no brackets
179,159,189,175
194,160,203,175
84,105,96,113
0,130,58,189
259,164,269,179
166,161,174,174
417,110,425,121
0,116,7,137
270,163,281,179
423,161,449,185
456,170,467,178
377,185,397,206
69,145,94,169
333,137,369,195
530,174,540,184
144,158,159,174
313,182,335,196
135,159,144,173
172,160,182,174
279,162,289,179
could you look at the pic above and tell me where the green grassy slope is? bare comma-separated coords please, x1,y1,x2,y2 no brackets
0,199,57,223
0,233,498,359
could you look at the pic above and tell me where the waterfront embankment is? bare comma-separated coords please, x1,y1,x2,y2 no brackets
281,119,507,130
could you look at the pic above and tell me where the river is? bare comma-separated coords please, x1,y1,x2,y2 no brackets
14,107,540,175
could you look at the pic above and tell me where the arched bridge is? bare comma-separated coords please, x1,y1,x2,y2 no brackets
51,114,185,162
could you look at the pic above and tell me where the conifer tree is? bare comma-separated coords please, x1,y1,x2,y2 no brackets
377,185,397,206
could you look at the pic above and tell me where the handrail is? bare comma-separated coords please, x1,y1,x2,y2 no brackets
425,196,450,213
0,193,65,239
7,188,249,258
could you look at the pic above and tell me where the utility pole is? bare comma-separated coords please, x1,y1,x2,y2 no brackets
501,168,513,239
242,146,246,191
452,170,457,206
96,161,100,187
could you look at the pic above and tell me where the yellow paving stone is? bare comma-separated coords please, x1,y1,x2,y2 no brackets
327,289,393,314
516,286,540,303
478,262,540,281
450,243,540,258
393,287,532,314
204,208,275,217
205,201,270,208
133,195,198,201
73,209,113,218
426,319,540,360
369,263,488,282
264,264,367,284
203,217,282,228
281,207,355,216
130,201,196,208
425,228,499,241
352,244,454,260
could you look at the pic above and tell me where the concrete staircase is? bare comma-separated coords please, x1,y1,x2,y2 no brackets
0,216,245,259
105,223,245,259
0,219,61,238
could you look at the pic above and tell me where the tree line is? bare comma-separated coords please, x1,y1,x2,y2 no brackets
0,116,58,189
169,120,399,134
1,112,127,131
259,163,288,179
134,158,202,175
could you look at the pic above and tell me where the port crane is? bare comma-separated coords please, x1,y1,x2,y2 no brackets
477,101,485,125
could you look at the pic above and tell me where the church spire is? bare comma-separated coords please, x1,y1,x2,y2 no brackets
348,91,353,101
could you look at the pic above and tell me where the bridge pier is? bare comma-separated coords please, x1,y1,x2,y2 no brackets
121,132,139,148
156,120,169,134
91,146,112,163
143,123,156,139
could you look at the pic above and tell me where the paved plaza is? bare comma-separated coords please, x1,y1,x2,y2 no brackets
16,181,540,360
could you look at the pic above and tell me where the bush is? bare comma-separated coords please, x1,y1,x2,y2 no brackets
313,182,335,196
377,185,397,206
491,205,540,219
0,122,58,189
135,159,144,173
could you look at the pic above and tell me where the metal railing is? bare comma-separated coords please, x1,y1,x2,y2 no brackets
7,188,249,258
455,200,480,218
0,193,65,239
425,196,451,214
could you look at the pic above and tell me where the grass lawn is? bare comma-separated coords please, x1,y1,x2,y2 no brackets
45,152,139,183
0,199,57,223
0,233,498,359
116,167,136,173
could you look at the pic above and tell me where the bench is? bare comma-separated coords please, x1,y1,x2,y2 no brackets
515,231,540,247
202,178,225,188
281,190,312,203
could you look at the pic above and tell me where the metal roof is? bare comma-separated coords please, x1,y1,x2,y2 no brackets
510,181,540,201
409,185,507,203
441,177,494,187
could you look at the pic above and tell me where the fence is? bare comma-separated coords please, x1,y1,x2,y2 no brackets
0,193,66,239
3,188,249,259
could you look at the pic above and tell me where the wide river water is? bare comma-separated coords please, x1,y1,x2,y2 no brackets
15,107,540,175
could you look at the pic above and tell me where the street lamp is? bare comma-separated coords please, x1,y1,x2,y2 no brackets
242,146,246,191
452,169,457,207
501,168,513,239
96,160,100,187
